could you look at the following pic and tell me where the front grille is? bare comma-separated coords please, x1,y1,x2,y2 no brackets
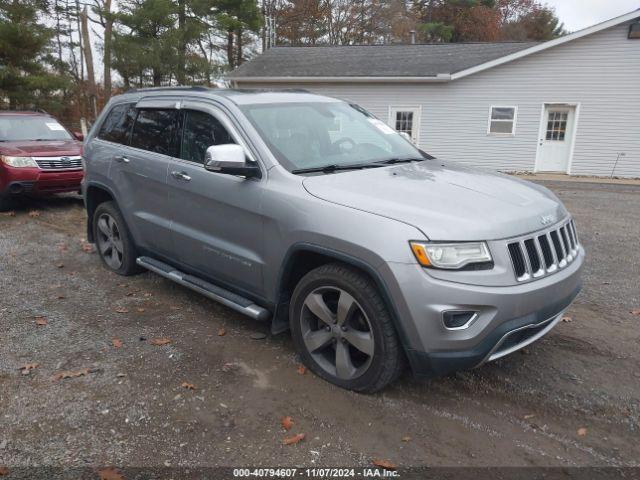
507,219,580,282
35,156,82,171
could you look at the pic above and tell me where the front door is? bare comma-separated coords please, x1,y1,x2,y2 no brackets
536,105,576,173
168,103,265,297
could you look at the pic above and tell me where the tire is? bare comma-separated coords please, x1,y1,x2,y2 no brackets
0,194,16,212
93,201,142,276
289,263,405,393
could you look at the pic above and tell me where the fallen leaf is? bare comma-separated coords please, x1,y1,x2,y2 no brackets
524,414,535,420
56,263,64,269
56,294,67,300
143,292,153,297
98,467,124,480
281,416,294,431
0,466,9,476
372,459,396,470
218,328,226,337
149,338,171,346
577,427,588,437
181,382,196,390
401,436,412,442
35,316,48,326
19,362,40,375
297,365,307,375
136,308,145,313
112,338,123,348
1,211,16,217
631,309,640,316
283,433,305,445
52,368,94,381
28,210,40,218
114,307,129,314
170,305,180,311
81,243,94,253
562,316,573,323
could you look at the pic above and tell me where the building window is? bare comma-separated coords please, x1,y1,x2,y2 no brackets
389,106,421,143
488,106,517,135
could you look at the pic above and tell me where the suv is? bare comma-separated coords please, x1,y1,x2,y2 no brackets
82,88,584,392
0,111,84,211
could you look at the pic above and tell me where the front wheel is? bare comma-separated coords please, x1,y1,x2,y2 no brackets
0,194,16,212
93,201,142,276
289,263,405,393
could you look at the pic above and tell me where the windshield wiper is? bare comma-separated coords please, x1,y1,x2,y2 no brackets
375,157,426,165
291,163,385,174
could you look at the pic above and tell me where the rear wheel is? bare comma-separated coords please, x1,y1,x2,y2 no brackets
93,201,142,276
289,263,405,393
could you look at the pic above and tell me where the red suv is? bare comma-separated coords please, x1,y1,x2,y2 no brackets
0,111,84,211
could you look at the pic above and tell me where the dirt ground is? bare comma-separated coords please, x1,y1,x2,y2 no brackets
1,181,639,475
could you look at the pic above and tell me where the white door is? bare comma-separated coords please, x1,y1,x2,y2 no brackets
389,107,421,144
536,105,576,172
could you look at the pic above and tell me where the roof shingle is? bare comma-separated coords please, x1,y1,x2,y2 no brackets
229,42,539,79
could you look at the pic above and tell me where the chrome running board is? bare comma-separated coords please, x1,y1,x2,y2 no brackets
136,256,270,322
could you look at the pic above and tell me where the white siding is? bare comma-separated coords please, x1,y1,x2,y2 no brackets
237,21,640,178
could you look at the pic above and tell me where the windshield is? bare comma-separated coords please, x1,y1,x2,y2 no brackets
239,102,425,172
0,116,72,142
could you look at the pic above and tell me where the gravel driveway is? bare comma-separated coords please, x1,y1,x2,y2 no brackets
0,181,639,476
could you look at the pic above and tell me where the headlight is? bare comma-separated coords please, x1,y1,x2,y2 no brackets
1,155,38,168
410,241,492,270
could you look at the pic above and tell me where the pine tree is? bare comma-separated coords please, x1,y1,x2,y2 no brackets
0,0,68,109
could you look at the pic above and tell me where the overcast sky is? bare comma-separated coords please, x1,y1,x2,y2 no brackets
544,0,639,32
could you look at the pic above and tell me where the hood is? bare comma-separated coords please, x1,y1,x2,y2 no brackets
0,139,82,157
302,160,568,241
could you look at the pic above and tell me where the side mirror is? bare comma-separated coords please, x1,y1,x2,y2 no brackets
73,131,85,141
204,144,260,178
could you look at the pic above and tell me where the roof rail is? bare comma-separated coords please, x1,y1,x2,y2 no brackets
125,86,212,94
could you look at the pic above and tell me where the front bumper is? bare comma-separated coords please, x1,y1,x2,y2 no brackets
1,166,83,196
380,246,584,378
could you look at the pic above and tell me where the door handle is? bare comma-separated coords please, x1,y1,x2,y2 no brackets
114,155,130,163
171,171,191,181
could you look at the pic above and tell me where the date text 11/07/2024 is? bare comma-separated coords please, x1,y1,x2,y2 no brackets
232,468,400,478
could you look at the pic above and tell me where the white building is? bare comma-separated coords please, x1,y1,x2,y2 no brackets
229,10,640,178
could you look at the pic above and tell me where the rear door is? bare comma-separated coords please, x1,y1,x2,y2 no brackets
108,98,180,257
167,101,266,296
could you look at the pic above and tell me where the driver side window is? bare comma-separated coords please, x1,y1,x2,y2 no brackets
180,110,235,164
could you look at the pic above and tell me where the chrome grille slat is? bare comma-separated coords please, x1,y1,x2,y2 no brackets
35,156,83,171
507,219,580,283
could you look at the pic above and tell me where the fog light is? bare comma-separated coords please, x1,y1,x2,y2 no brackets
443,311,478,330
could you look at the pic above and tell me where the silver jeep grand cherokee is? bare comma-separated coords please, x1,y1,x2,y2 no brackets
82,88,584,392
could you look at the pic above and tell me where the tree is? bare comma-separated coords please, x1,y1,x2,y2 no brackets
0,0,68,110
501,5,566,41
112,0,180,87
89,0,115,100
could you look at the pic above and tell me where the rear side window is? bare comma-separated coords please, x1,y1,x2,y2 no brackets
130,109,179,156
98,103,136,144
180,110,235,164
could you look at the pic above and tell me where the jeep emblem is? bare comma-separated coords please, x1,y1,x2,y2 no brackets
540,214,555,226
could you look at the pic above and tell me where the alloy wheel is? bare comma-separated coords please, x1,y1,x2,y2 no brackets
96,213,124,270
300,286,375,380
